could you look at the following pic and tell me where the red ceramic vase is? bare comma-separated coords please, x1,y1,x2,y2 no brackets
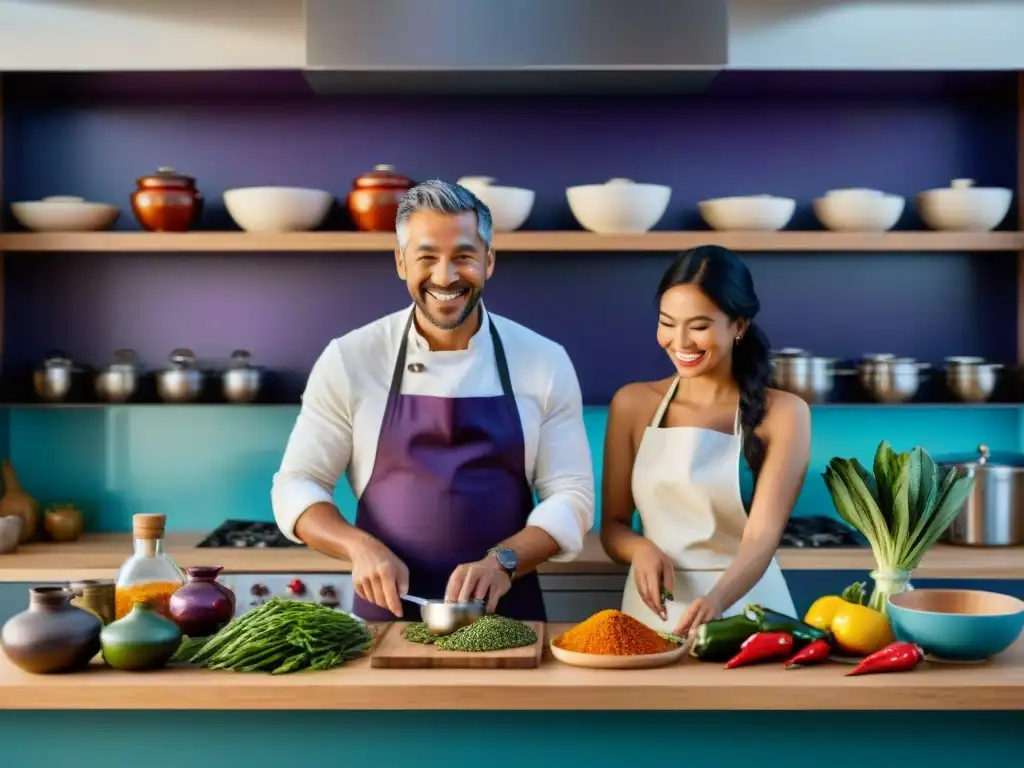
168,566,235,638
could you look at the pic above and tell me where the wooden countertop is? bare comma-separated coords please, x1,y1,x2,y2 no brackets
0,532,1022,581
1,623,1020,711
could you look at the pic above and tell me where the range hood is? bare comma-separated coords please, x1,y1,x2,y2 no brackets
303,0,728,95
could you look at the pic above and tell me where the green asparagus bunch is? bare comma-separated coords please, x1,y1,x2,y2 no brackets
173,597,373,674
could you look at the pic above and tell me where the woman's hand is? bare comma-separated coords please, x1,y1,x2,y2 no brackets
632,539,675,621
673,595,722,638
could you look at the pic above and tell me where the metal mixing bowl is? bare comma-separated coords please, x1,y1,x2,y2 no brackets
419,600,485,636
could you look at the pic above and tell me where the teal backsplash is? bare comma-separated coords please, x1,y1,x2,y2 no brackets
5,404,1021,533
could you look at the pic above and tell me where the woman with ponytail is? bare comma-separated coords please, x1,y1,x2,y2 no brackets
600,245,811,638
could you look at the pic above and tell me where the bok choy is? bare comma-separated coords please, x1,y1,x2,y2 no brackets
822,441,975,614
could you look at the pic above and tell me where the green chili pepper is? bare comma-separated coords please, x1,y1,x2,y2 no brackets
688,614,760,661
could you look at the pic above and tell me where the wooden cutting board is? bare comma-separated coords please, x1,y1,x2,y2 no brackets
371,622,545,669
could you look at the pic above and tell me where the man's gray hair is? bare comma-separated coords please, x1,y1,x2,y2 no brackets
395,179,493,253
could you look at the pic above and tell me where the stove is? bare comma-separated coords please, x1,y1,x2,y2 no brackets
779,516,867,548
197,520,351,617
197,520,303,549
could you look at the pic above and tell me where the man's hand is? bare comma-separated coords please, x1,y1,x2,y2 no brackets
349,538,409,618
445,557,512,614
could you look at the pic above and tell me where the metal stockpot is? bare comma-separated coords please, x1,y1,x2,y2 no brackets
859,356,929,404
938,444,1024,547
945,357,1002,403
771,351,842,404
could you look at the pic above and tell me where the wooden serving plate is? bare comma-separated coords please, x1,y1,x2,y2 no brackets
548,638,689,670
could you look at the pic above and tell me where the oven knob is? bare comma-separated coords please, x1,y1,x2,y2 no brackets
250,583,269,597
319,585,339,607
287,578,306,596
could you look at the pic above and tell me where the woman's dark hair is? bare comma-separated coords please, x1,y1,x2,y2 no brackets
656,245,773,481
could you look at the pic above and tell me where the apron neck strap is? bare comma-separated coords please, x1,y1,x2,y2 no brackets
650,377,679,428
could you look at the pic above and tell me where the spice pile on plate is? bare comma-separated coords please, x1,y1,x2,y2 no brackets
553,609,677,656
403,615,537,652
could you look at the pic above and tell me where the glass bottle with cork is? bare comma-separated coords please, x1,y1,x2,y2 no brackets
114,513,185,620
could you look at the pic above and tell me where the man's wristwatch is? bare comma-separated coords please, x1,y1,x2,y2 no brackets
487,547,517,582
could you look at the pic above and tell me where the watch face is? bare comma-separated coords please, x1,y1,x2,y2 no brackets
494,548,517,571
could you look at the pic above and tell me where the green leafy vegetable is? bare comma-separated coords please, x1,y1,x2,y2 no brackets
171,597,373,674
823,441,975,614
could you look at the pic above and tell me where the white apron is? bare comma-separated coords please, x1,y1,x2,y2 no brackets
621,377,796,633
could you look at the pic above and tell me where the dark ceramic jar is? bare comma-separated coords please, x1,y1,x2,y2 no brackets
1,586,102,674
346,164,415,232
131,166,204,232
168,566,235,637
101,600,182,671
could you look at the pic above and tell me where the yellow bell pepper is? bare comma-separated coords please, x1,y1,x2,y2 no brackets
804,595,846,631
802,581,868,631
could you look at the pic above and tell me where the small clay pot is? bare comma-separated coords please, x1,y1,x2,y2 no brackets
101,600,182,671
168,566,236,637
346,164,415,232
131,166,204,232
44,504,84,542
1,586,102,674
0,459,39,542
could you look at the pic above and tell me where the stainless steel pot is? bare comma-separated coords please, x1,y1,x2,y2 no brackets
771,353,841,404
222,349,263,404
95,348,139,403
857,353,897,392
156,348,204,403
945,358,1002,403
938,444,1024,546
859,357,928,404
33,351,77,402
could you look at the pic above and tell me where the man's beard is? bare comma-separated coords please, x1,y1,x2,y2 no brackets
414,285,483,331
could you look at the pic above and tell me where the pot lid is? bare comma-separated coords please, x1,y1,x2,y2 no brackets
228,349,254,369
42,350,72,368
352,164,415,190
934,444,1024,468
107,348,138,372
136,166,197,190
168,348,197,368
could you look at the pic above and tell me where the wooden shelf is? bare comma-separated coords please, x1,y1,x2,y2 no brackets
0,230,1022,253
1,401,1022,409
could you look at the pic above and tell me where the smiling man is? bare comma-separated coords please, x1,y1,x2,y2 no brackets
271,179,595,622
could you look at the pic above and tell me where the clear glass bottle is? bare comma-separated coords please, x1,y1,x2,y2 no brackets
114,513,185,620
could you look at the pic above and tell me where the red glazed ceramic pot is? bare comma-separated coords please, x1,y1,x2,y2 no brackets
346,164,415,232
131,166,204,232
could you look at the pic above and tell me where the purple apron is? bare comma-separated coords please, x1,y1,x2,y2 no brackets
351,309,547,622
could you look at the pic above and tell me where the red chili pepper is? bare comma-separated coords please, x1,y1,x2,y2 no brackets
724,631,794,669
846,641,923,677
784,637,832,669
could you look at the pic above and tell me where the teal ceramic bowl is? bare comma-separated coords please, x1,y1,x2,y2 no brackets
887,589,1024,663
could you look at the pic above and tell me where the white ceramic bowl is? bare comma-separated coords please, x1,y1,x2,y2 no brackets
11,196,120,232
916,178,1012,232
456,176,534,232
813,189,905,232
566,178,671,234
223,187,333,233
698,195,795,232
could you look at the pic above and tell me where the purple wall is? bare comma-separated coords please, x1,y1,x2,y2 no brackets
2,71,1018,403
